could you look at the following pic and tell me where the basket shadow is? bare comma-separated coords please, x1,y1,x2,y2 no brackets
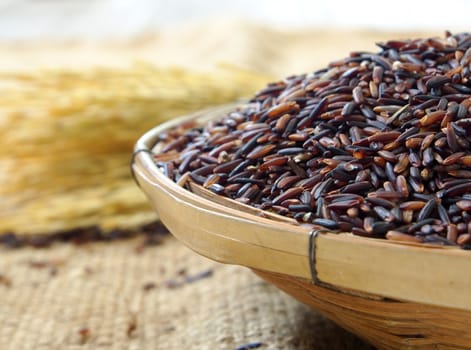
287,302,375,350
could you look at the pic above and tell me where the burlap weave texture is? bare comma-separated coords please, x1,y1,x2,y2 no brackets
0,237,372,349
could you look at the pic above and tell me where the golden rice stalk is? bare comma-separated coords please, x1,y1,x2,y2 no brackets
0,64,270,236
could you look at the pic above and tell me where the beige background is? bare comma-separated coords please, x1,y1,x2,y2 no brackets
0,2,457,348
0,22,434,76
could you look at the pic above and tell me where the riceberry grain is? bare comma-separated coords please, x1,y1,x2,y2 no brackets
154,32,471,248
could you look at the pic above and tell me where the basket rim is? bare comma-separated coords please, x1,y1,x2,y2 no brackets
132,103,471,311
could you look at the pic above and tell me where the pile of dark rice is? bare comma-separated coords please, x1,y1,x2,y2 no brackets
156,31,471,248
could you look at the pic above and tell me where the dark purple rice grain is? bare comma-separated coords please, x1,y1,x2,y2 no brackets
445,122,460,152
341,101,357,116
208,183,225,194
408,218,436,233
236,183,253,198
437,203,451,224
276,175,300,189
372,221,395,236
232,178,265,186
312,179,334,199
441,181,471,197
351,227,370,237
312,218,339,230
288,204,312,212
374,206,395,222
408,150,422,167
341,181,373,193
287,158,308,178
360,105,376,119
426,75,451,89
417,199,436,221
233,131,265,159
277,147,307,156
365,197,396,209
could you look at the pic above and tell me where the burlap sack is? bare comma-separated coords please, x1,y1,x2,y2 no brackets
0,236,372,349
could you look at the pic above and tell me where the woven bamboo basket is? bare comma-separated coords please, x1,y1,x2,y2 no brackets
132,104,471,350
